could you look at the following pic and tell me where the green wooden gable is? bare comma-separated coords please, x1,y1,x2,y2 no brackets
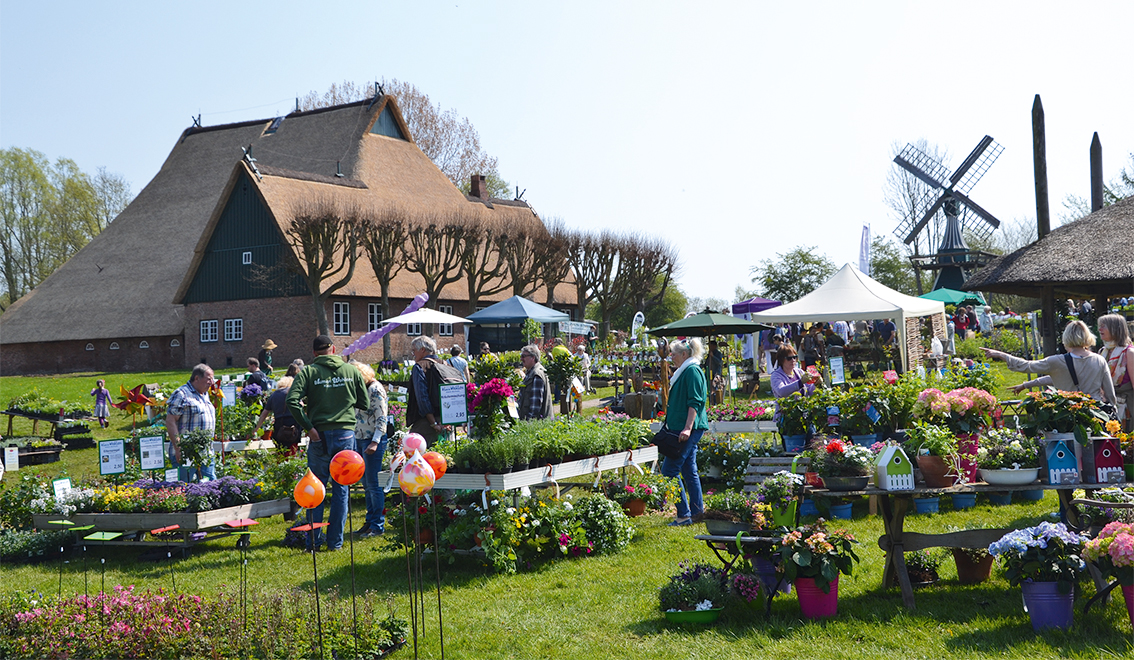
369,104,407,140
182,171,308,303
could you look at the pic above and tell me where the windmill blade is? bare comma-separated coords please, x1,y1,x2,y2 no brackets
893,143,950,190
948,135,994,188
950,190,1001,229
954,138,1004,195
903,193,949,245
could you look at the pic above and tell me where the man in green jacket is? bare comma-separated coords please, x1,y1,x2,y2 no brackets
287,334,369,551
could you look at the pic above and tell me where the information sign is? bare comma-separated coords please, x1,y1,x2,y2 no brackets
99,439,126,476
438,382,468,425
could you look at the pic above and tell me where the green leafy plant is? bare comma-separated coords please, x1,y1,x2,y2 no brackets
778,519,860,593
1019,388,1109,441
903,422,957,458
658,561,728,612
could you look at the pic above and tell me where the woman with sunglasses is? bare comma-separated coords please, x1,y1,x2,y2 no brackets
770,345,818,428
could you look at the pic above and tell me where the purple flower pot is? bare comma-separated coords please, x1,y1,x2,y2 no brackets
1022,581,1074,631
754,556,790,595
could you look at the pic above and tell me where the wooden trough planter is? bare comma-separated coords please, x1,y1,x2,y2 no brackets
32,497,294,547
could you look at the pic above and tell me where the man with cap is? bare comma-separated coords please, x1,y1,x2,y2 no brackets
287,335,369,551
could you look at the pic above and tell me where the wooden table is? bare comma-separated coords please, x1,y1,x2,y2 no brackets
805,481,1134,610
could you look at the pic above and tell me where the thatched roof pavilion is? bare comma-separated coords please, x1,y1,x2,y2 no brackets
963,195,1134,299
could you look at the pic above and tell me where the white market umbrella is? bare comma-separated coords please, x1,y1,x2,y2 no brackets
383,308,471,326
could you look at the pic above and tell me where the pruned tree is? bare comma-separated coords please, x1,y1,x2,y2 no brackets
404,214,470,334
360,206,409,358
458,213,510,313
283,198,361,336
609,234,679,331
565,229,619,323
538,217,572,307
498,216,548,298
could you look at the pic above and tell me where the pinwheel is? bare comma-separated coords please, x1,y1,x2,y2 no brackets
113,384,154,429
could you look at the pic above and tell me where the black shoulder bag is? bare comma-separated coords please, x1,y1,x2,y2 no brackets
651,425,684,459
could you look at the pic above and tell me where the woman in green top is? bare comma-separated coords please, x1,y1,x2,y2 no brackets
661,338,710,526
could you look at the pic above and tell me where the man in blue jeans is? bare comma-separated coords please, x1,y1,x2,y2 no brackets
287,335,369,551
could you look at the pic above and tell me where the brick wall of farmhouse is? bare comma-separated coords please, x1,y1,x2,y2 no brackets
0,336,185,376
182,296,477,370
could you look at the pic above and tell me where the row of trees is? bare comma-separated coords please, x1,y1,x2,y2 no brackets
0,148,132,310
265,200,679,357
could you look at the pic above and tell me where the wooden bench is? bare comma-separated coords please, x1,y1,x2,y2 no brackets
743,455,809,492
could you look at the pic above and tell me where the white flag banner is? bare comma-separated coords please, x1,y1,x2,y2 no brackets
859,224,871,275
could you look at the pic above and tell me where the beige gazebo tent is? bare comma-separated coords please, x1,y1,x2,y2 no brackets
750,264,947,370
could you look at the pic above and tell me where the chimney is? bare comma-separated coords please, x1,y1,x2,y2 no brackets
470,174,487,199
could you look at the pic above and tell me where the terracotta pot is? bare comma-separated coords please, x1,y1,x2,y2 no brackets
622,498,647,517
917,455,955,488
952,548,995,584
415,528,434,546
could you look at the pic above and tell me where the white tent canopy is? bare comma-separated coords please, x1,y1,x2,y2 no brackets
751,264,945,369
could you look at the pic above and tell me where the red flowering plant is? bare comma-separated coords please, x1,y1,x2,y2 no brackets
600,478,661,508
814,438,873,478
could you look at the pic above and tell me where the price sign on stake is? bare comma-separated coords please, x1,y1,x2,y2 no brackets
98,439,126,476
438,382,468,425
138,436,165,471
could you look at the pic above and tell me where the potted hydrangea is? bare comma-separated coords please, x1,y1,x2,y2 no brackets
977,428,1041,486
989,522,1088,631
912,387,998,483
1082,521,1134,629
778,519,860,619
658,561,728,623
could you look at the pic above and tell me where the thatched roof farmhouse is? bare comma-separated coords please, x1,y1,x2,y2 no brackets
0,96,573,375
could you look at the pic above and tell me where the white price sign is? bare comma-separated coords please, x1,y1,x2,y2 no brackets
138,436,165,471
438,382,468,425
99,439,126,476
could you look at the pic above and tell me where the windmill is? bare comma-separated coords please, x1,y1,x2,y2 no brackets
892,136,1004,292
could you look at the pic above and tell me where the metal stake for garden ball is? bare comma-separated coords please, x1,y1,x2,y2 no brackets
225,518,258,630
150,524,181,593
431,500,446,660
401,505,420,660
84,531,121,594
290,522,329,659
48,520,74,595
328,448,366,659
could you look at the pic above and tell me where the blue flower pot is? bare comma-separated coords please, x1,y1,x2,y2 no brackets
829,502,853,519
800,498,818,517
1019,489,1045,501
850,434,876,448
913,497,939,514
952,493,977,509
783,434,808,452
987,492,1012,506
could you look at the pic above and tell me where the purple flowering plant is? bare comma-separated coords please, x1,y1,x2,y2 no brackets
988,522,1088,592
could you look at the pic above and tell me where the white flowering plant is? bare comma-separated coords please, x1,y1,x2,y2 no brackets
976,428,1041,469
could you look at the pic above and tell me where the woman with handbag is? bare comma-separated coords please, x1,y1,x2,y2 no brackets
1098,314,1134,431
982,320,1116,406
660,338,709,527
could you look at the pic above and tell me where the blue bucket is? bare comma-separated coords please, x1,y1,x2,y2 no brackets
952,493,977,509
783,435,808,452
800,499,819,517
829,502,853,519
913,497,939,514
1019,489,1045,501
987,492,1012,506
850,434,876,448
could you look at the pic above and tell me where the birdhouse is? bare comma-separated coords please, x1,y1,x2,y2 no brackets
1094,438,1125,484
1046,439,1080,485
875,446,914,491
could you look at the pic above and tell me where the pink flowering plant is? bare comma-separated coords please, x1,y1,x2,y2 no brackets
600,478,662,508
466,378,515,439
1082,521,1134,586
707,400,773,422
912,386,998,434
778,518,860,593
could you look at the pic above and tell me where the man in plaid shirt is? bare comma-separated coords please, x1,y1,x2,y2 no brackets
165,364,217,481
518,345,552,420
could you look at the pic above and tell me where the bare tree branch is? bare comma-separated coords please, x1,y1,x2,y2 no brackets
282,197,361,336
360,206,409,358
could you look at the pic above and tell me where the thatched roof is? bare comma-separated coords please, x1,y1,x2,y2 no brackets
2,96,572,346
963,195,1134,298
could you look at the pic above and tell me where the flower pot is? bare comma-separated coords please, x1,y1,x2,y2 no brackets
951,493,976,509
1122,584,1134,631
783,434,808,452
956,433,980,484
415,528,434,546
1021,581,1074,631
795,576,839,619
917,455,955,488
663,607,723,624
800,499,818,517
1019,489,1045,501
913,497,939,514
850,434,876,447
829,502,853,519
986,492,1012,506
754,556,790,595
822,475,869,491
770,502,797,528
952,549,995,584
704,465,723,479
980,467,1040,486
622,498,647,517
704,519,750,536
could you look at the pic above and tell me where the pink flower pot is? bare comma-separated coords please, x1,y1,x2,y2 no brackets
956,433,979,484
795,576,839,619
1123,585,1134,631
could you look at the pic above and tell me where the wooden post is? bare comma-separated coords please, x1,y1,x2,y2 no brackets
1041,286,1057,356
1090,132,1104,213
1033,94,1051,240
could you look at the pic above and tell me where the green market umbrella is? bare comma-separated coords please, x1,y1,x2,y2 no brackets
918,288,987,307
648,312,774,337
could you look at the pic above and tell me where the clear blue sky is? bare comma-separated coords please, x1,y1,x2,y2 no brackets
3,1,1132,303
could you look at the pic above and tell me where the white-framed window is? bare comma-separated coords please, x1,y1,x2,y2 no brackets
368,303,383,332
200,320,218,343
333,302,350,335
139,341,149,349
170,338,181,347
242,251,252,265
438,305,453,336
224,318,243,342
406,323,422,336
109,342,120,350
85,343,94,351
